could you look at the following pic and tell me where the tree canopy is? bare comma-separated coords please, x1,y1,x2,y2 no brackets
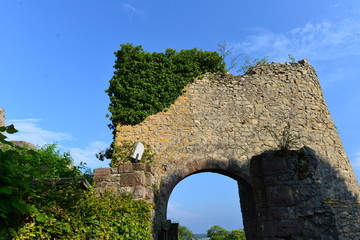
207,225,246,240
178,225,195,240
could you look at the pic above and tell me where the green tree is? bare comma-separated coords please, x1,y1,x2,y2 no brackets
229,229,246,240
207,225,230,240
207,226,247,240
178,225,195,240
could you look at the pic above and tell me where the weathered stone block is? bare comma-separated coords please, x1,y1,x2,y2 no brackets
118,162,133,173
133,162,146,171
261,157,288,175
146,165,155,174
120,172,146,186
263,176,278,187
260,207,289,220
272,219,302,237
94,168,111,176
132,185,152,199
266,186,295,206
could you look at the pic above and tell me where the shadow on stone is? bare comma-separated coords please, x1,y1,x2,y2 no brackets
250,146,360,240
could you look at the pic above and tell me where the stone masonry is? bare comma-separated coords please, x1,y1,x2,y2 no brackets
0,108,5,127
94,60,360,239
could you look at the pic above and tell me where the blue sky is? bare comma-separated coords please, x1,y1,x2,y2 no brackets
1,0,360,234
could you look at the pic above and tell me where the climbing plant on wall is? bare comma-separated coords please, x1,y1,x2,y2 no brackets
106,43,226,128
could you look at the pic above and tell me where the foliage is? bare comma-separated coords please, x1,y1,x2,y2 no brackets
239,55,269,74
106,43,225,127
178,225,195,240
207,226,246,240
22,144,83,179
264,122,303,152
288,54,296,63
207,225,229,240
109,140,155,167
217,40,242,72
12,186,153,240
0,126,93,238
1,125,152,239
229,229,246,240
0,125,38,238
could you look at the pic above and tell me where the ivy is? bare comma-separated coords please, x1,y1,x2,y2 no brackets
106,43,225,127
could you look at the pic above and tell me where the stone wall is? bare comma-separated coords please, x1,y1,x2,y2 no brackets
0,108,5,127
94,60,360,239
114,60,358,192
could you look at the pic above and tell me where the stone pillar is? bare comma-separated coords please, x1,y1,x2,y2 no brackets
93,163,155,201
158,221,179,240
250,147,360,240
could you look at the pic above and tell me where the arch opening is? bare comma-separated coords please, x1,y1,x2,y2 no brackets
167,172,243,234
155,159,263,239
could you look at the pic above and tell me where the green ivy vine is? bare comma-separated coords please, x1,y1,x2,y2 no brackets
106,43,226,127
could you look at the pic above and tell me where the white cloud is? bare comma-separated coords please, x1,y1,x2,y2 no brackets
235,18,360,62
6,118,110,170
122,3,144,18
6,119,72,146
167,202,200,221
69,141,110,169
353,152,360,168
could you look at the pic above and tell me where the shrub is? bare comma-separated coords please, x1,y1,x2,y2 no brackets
1,126,153,239
13,186,153,240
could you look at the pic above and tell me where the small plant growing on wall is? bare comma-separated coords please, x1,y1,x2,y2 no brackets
288,54,296,63
263,122,303,152
239,55,269,74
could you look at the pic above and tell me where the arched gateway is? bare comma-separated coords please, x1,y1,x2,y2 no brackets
94,60,360,239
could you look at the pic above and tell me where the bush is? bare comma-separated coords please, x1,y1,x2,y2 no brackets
13,187,153,240
1,126,152,239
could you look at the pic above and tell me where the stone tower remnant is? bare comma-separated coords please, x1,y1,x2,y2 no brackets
94,60,360,239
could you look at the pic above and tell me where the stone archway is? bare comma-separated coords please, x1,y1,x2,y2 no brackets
154,158,262,240
94,61,360,239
